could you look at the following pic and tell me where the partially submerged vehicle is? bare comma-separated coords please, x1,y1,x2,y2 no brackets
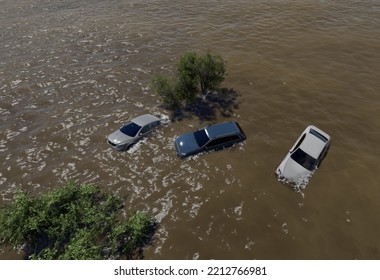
107,114,161,151
174,121,246,158
275,125,330,187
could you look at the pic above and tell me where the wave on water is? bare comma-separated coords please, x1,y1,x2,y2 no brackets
276,170,315,195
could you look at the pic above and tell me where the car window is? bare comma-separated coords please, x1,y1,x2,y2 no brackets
310,129,328,143
205,138,223,148
194,129,210,147
291,133,306,153
120,122,142,137
140,124,151,135
291,148,317,171
235,123,246,139
206,135,240,148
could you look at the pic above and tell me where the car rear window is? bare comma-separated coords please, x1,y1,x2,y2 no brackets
194,129,210,147
235,122,246,139
120,122,141,137
310,129,328,143
291,148,317,171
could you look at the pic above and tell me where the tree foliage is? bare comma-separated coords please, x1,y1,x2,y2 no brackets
151,75,180,109
196,52,226,94
176,52,199,103
0,182,156,260
152,51,226,108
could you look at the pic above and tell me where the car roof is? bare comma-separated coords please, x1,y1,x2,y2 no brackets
131,114,160,126
205,122,241,139
299,126,329,159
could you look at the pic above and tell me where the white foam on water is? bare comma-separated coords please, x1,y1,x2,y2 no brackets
135,102,143,108
161,174,175,188
0,182,17,201
131,67,150,74
158,113,170,125
153,226,169,255
6,129,20,140
206,221,213,236
46,141,60,151
0,173,7,186
244,239,255,250
121,41,134,46
234,201,244,217
144,166,162,186
36,161,47,172
0,108,10,117
191,182,203,192
37,82,53,88
277,171,315,194
25,104,37,109
10,79,22,87
282,222,289,235
0,139,7,152
125,139,145,154
79,137,90,146
62,121,74,130
189,201,203,218
192,252,200,260
225,176,236,185
154,190,174,223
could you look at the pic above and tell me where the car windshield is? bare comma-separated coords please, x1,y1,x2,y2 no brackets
194,129,210,147
120,122,141,137
291,148,317,171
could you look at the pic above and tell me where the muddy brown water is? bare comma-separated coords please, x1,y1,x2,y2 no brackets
1,0,380,259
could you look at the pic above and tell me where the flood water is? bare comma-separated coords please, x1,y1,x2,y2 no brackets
1,0,380,259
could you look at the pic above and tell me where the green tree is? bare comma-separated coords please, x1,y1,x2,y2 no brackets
0,182,156,260
151,51,226,108
176,51,199,103
151,75,180,109
196,52,226,94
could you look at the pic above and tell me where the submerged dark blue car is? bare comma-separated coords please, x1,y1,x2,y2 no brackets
174,121,246,158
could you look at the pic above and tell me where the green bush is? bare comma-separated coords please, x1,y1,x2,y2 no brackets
0,182,156,260
152,51,226,108
176,52,199,103
151,75,180,109
196,52,226,94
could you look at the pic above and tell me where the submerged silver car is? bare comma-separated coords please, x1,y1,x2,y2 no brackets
275,125,331,186
175,121,246,158
107,114,161,150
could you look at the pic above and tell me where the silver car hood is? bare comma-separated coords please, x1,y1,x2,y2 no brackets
107,130,134,145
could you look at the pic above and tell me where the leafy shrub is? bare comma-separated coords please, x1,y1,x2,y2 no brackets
152,51,226,108
151,75,181,109
0,182,156,260
196,52,226,94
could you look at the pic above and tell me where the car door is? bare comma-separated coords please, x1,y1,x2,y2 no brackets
205,135,240,151
139,123,152,137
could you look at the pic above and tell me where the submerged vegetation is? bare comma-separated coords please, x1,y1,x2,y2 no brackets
0,182,156,260
151,51,226,109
